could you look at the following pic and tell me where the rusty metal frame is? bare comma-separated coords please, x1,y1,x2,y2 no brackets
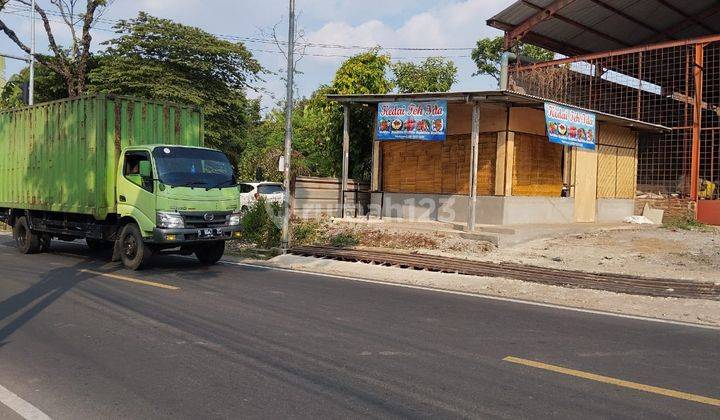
515,34,720,72
506,34,719,218
691,43,705,201
490,19,589,56
503,0,578,49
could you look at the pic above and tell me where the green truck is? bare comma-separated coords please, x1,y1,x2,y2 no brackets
0,94,242,270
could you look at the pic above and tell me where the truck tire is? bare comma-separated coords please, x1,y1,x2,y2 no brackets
195,241,225,265
118,223,152,270
13,216,41,254
39,234,52,253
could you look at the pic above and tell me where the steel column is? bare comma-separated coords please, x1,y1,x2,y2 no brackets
690,43,705,202
467,102,480,231
341,105,350,218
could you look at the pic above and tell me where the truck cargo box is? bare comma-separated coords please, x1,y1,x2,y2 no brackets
0,94,204,220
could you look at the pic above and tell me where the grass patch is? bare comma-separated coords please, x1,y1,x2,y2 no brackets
328,232,360,248
663,216,710,231
292,219,327,246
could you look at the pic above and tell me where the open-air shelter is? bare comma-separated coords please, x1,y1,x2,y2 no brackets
329,90,667,229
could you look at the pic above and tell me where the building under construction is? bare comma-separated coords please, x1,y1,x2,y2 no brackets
488,0,720,224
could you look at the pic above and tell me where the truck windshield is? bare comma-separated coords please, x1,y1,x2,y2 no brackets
152,147,236,189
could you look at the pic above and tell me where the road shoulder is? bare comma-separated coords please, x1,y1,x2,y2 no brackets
223,253,720,328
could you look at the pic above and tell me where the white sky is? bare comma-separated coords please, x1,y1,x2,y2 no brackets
0,0,514,111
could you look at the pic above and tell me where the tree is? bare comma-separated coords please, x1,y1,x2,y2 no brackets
471,36,554,83
332,48,393,95
329,49,393,179
88,12,263,166
0,0,108,96
0,63,68,108
392,57,457,93
240,49,393,181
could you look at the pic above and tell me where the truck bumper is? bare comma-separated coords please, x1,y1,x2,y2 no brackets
150,226,242,244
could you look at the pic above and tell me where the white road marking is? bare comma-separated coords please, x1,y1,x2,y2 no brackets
0,384,51,420
221,260,720,331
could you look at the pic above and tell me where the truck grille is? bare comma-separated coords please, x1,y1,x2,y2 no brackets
180,211,231,228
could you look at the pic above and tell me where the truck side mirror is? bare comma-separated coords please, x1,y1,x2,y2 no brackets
139,160,152,179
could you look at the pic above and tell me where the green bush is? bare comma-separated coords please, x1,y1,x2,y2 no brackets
329,231,359,248
292,219,327,245
241,198,282,248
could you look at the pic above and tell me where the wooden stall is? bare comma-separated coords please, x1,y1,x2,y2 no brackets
328,91,667,228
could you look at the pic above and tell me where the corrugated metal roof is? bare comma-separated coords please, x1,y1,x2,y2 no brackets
326,90,670,133
487,0,720,56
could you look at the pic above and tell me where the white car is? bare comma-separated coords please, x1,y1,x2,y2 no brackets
239,182,285,211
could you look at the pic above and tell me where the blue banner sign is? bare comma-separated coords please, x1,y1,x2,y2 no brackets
377,100,447,141
544,102,596,150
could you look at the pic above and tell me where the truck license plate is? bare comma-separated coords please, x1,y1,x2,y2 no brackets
198,228,219,238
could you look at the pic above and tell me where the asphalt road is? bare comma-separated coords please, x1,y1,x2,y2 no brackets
0,236,718,419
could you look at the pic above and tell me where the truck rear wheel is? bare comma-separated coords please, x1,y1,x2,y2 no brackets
39,234,52,253
13,216,41,254
118,223,152,270
195,241,225,265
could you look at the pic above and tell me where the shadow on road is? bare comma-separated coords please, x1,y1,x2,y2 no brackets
0,237,227,347
0,258,113,347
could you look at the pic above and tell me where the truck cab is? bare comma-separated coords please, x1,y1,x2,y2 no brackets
113,145,242,269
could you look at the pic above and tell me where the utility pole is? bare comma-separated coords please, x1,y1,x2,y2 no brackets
29,0,36,105
280,0,295,250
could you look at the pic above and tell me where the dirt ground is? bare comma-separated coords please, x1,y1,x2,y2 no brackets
302,219,720,283
481,226,720,283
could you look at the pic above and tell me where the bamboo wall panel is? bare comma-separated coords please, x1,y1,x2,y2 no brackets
597,145,618,198
381,134,496,195
512,133,564,196
382,142,403,192
616,146,636,199
596,124,638,200
598,123,636,148
476,134,497,196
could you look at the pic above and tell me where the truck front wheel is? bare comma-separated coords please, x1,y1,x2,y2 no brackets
13,216,41,254
195,241,225,265
118,223,152,270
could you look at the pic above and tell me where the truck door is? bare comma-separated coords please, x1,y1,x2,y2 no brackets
117,150,157,235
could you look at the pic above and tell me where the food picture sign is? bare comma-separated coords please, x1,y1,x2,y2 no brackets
377,100,447,141
544,103,597,150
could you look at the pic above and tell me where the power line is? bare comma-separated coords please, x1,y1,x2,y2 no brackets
3,2,476,53
0,8,472,60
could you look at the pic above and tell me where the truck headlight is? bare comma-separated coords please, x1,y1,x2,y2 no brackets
157,211,184,229
227,213,241,226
